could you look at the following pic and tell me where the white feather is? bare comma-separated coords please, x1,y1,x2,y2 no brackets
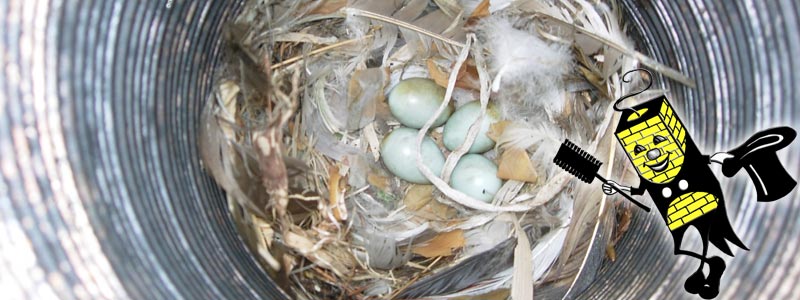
512,219,533,300
463,219,512,256
530,225,569,281
477,15,572,115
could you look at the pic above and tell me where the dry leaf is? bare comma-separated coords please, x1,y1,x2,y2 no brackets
451,289,510,300
427,58,481,90
606,244,617,262
309,0,346,15
487,120,511,142
367,172,391,192
282,253,296,274
466,0,491,26
612,205,633,244
426,198,457,220
471,0,490,18
328,165,347,221
412,230,466,258
284,230,352,278
363,123,381,161
455,60,481,90
254,217,281,271
497,147,539,183
427,59,450,88
404,185,456,220
404,185,435,210
218,81,240,125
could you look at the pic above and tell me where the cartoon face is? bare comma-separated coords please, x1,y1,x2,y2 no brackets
616,101,687,184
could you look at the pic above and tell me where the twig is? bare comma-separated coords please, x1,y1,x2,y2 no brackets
271,35,374,70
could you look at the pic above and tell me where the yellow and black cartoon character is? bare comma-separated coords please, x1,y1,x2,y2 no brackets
553,69,796,299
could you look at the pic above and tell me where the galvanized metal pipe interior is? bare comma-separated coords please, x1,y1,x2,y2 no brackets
1,1,799,299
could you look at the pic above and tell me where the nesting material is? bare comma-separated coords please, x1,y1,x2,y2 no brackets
200,0,692,299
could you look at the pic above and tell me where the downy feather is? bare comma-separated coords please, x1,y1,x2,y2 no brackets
477,14,572,116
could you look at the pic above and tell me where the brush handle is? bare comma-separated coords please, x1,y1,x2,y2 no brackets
595,174,651,212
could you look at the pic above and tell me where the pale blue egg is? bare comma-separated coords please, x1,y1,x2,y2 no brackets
388,78,452,129
380,127,445,184
450,154,503,202
443,101,499,153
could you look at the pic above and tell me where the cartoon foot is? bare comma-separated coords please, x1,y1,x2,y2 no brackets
684,268,706,295
698,256,726,299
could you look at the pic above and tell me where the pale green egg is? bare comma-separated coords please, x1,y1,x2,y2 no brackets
450,154,503,203
388,78,452,129
443,101,499,153
380,127,445,184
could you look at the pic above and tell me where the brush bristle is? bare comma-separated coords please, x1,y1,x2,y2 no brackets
552,139,602,183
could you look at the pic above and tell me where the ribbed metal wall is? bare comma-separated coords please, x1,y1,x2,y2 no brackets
1,0,285,299
0,0,797,299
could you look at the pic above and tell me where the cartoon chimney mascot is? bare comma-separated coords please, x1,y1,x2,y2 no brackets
553,69,796,299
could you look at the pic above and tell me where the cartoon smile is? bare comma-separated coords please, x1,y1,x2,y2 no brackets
646,153,670,172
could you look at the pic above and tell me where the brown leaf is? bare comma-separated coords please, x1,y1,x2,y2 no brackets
606,244,617,262
427,59,450,88
367,172,391,192
611,204,633,245
451,289,510,300
309,0,346,15
497,148,539,182
471,0,491,18
328,165,347,221
404,185,456,220
487,120,511,142
404,185,435,210
467,0,491,26
427,58,481,91
426,199,457,220
455,61,481,91
412,230,466,258
284,230,353,277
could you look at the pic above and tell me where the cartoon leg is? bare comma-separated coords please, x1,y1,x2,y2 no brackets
677,247,707,295
700,256,725,299
675,228,725,299
674,228,708,296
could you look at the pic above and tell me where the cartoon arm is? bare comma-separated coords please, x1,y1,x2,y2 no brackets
708,127,797,202
602,180,645,196
600,180,651,212
705,152,734,165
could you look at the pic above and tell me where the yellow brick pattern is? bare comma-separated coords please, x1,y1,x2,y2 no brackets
667,192,719,230
626,108,649,122
658,101,686,153
616,99,687,184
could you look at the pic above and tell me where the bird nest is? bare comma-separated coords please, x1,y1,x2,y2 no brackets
199,0,693,299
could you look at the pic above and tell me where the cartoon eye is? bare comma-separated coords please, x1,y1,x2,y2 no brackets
653,135,668,145
633,145,646,155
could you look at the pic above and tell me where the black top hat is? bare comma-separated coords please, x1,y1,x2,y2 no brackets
721,126,797,202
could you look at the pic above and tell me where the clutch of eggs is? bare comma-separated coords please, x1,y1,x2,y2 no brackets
381,78,502,203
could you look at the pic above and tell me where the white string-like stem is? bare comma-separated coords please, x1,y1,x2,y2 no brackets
439,54,489,181
414,34,533,212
